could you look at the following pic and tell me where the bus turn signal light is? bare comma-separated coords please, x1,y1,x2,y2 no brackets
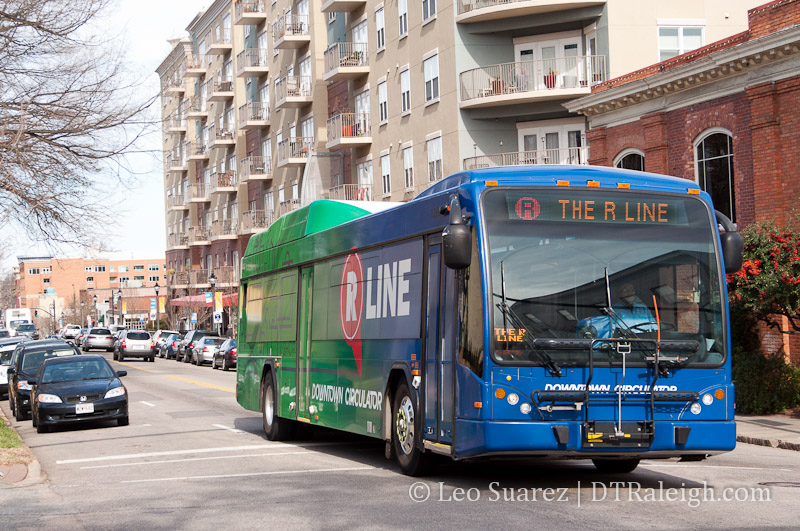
495,388,506,400
485,180,498,187
556,180,570,187
715,389,725,400
688,188,701,195
474,402,482,409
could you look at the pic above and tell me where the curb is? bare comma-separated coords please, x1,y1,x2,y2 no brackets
737,435,800,452
0,405,45,487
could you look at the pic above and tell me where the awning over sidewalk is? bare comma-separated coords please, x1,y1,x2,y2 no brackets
169,292,239,307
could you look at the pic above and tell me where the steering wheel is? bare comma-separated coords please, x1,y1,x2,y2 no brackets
629,321,676,332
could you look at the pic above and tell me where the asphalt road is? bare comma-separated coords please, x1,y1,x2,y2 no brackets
1,352,798,530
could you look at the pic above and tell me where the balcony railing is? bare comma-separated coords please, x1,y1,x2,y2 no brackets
168,233,189,248
188,227,211,246
235,0,267,24
212,265,241,285
462,146,590,170
209,123,235,144
326,113,371,144
189,268,211,285
210,170,238,193
278,199,301,217
460,55,606,104
276,75,312,102
189,142,208,159
171,269,190,285
186,55,207,76
323,42,369,78
186,96,208,116
241,156,272,181
164,75,185,92
189,183,210,201
209,79,234,101
211,219,238,239
166,112,186,131
167,195,187,209
208,27,232,50
241,209,272,233
236,48,269,76
238,102,270,127
326,183,372,201
277,137,313,165
273,13,309,41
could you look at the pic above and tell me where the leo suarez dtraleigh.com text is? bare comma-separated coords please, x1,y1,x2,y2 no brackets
407,481,772,506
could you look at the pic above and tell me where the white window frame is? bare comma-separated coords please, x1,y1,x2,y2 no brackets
426,133,442,182
380,153,391,197
423,0,437,24
614,148,646,170
694,127,735,221
423,52,439,104
375,6,385,51
657,21,705,61
403,143,414,190
378,80,388,124
398,0,408,39
400,67,411,115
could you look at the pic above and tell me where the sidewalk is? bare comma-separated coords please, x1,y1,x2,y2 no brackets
736,410,800,451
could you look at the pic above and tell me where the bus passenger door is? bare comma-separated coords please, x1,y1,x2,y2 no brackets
297,266,313,421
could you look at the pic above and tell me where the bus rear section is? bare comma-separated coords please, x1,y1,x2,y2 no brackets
451,186,738,471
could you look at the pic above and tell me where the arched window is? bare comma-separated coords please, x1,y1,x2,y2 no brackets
614,149,645,171
695,130,735,221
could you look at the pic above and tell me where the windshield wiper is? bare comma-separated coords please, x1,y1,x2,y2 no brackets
601,267,638,340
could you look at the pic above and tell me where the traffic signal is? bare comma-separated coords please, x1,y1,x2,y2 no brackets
34,310,38,317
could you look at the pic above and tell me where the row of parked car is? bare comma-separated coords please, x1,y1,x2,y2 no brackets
150,329,237,371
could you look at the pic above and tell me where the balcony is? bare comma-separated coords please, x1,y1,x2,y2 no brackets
164,76,185,95
273,13,310,49
188,142,209,161
186,55,207,77
211,219,239,240
241,210,272,233
167,153,188,173
212,265,241,287
207,28,233,55
189,183,211,203
208,79,234,102
166,113,187,134
235,0,267,25
236,48,269,78
210,170,238,194
238,102,270,130
167,195,189,211
188,227,211,247
186,96,208,119
277,137,313,168
326,113,371,149
323,42,369,82
462,146,590,170
459,55,606,109
278,199,301,217
275,75,312,109
171,269,190,287
241,156,272,182
321,0,366,13
456,0,605,24
168,233,189,251
325,183,372,201
189,268,212,286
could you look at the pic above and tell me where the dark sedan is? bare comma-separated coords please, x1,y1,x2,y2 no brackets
16,323,40,340
159,333,183,359
7,340,80,421
29,355,128,433
211,338,237,371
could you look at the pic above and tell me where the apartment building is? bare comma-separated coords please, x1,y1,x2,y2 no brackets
156,0,762,304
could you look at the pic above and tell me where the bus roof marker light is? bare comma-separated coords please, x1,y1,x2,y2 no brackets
587,180,600,187
486,180,498,187
557,180,570,187
688,188,701,195
617,183,630,189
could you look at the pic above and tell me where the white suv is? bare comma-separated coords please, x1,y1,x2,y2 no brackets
62,325,82,341
115,330,154,362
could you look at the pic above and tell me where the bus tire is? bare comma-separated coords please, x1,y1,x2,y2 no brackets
592,458,640,474
262,372,291,441
392,381,433,476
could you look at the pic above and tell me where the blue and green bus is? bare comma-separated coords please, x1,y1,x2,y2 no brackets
236,165,743,475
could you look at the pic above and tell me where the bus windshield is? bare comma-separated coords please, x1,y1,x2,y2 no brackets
483,188,725,368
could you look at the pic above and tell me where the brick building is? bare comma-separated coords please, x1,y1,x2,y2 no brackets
566,0,800,361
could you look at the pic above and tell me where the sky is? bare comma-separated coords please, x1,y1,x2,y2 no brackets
5,0,207,268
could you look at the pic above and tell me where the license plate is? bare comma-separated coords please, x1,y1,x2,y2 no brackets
76,403,94,414
134,345,145,350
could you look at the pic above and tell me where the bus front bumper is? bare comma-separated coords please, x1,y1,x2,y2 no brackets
453,419,736,459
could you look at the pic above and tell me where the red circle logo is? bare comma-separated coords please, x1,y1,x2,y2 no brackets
515,197,541,220
340,252,363,340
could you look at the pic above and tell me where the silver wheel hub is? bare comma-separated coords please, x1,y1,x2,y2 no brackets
265,385,274,426
396,396,415,455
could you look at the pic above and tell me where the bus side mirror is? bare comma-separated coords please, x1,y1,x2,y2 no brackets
443,195,471,270
716,210,743,274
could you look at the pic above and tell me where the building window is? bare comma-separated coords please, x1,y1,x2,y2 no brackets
376,7,385,50
427,135,442,182
85,266,93,272
149,275,160,282
424,54,439,103
133,265,144,271
398,0,408,37
43,278,50,285
94,265,106,272
148,264,159,271
42,267,50,273
403,146,414,190
134,275,145,281
357,160,372,199
86,276,94,283
614,149,645,171
110,276,117,282
658,26,704,61
695,130,735,222
381,154,391,196
119,265,129,272
119,276,129,283
423,0,436,21
400,68,411,114
378,81,388,123
28,268,40,275
327,12,336,24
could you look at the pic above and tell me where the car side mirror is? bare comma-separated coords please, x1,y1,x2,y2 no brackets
716,210,744,274
7,368,15,376
116,370,127,377
442,194,472,270
27,378,38,386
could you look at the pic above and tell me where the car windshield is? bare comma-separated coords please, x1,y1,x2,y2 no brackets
1,350,12,365
18,324,36,331
206,338,226,346
20,347,77,373
41,359,115,383
91,328,111,335
126,331,150,340
483,188,725,368
9,320,28,330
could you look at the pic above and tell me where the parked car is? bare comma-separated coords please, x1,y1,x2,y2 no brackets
16,323,40,340
0,329,11,339
61,324,82,342
191,336,226,366
114,330,154,362
151,329,178,357
7,339,80,421
75,328,89,347
28,354,128,433
159,333,183,359
82,327,115,352
0,337,29,399
176,330,215,362
211,338,237,371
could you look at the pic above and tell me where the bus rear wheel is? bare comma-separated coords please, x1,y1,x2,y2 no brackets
262,372,291,441
392,381,434,476
592,458,640,473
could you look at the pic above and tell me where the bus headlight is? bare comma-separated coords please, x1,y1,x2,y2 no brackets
507,393,519,406
702,393,714,406
690,402,702,415
520,403,532,415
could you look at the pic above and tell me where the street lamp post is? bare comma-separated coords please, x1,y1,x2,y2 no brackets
116,288,122,327
154,282,160,330
209,272,218,335
51,299,57,336
92,294,98,327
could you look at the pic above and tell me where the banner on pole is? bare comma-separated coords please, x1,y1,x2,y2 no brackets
158,296,166,313
214,291,223,313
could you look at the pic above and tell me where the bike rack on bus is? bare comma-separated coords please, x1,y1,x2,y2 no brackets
531,337,700,448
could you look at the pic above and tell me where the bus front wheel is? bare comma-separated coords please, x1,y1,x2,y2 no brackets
592,458,640,473
392,381,434,476
262,372,291,441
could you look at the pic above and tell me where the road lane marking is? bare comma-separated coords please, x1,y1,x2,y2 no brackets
80,451,311,469
213,423,243,433
56,441,360,465
641,462,793,471
111,360,235,393
140,401,156,407
120,466,374,484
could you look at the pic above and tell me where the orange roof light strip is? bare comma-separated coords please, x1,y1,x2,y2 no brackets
556,180,570,187
485,180,498,187
688,188,701,195
587,180,600,187
617,183,630,189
